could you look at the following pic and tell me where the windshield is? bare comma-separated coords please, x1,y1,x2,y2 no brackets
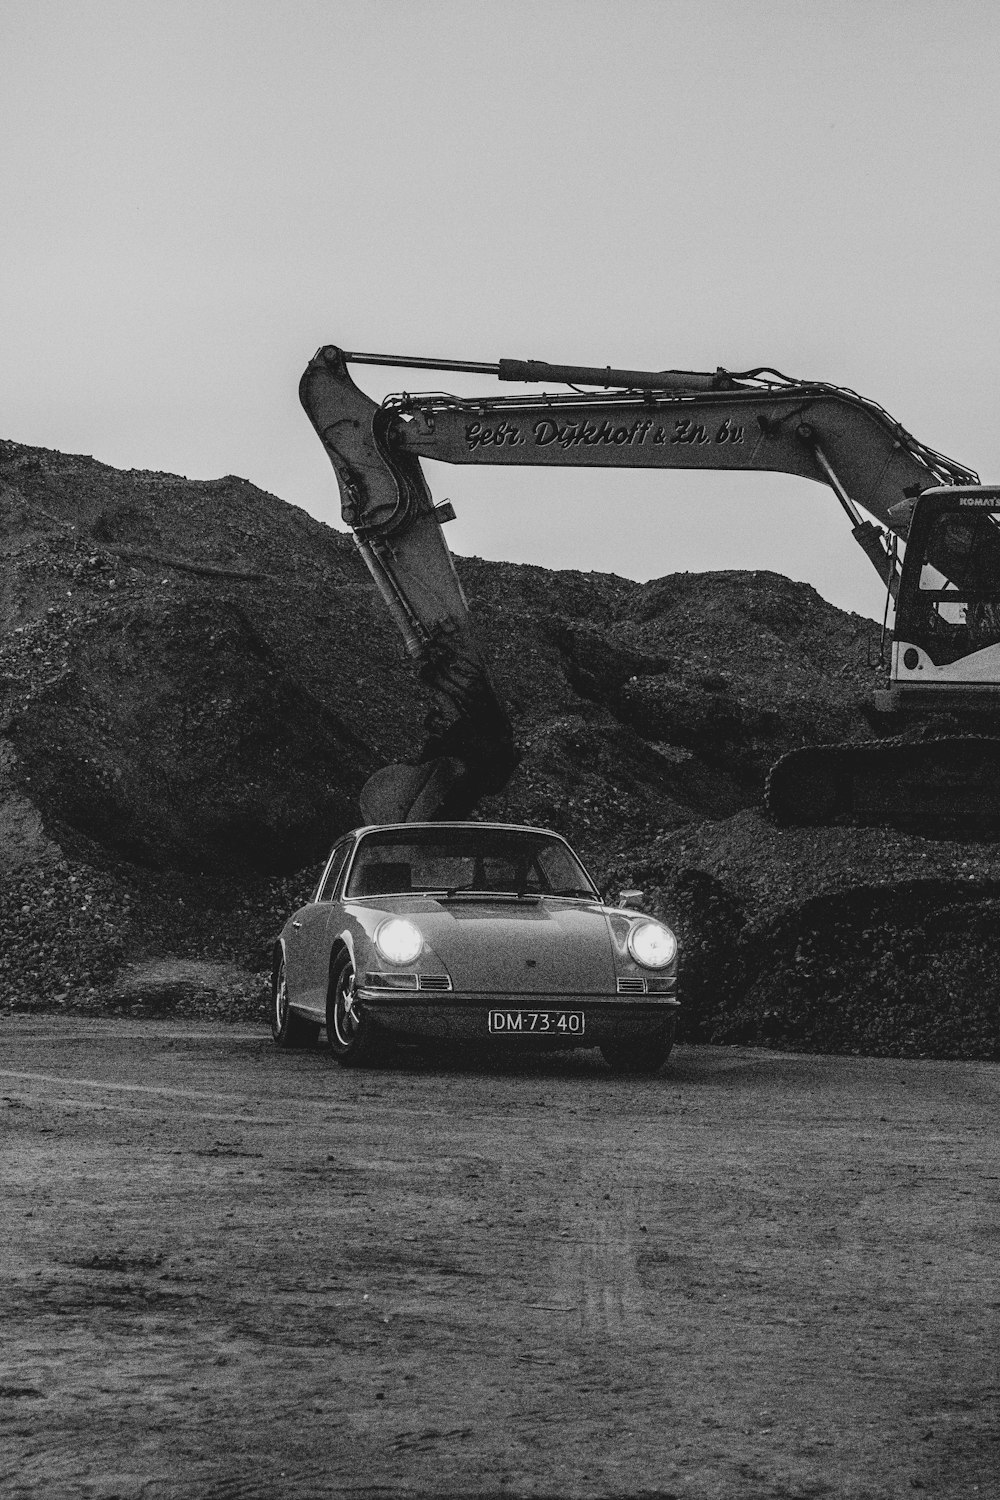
344,827,598,900
910,507,1000,662
919,509,1000,595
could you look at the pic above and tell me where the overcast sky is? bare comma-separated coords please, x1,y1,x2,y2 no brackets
5,0,999,618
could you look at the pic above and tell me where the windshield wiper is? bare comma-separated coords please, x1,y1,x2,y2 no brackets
440,888,540,902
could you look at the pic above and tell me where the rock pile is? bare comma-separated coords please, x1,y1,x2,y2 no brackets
1,439,997,1055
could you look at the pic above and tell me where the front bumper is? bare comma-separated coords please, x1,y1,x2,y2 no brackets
355,990,679,1044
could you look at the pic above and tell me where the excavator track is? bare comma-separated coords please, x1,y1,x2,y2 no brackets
766,735,1000,840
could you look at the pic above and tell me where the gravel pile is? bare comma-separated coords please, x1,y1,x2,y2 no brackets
600,812,1000,1058
1,438,997,1055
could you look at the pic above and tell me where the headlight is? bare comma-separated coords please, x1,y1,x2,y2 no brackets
627,920,677,969
374,918,423,966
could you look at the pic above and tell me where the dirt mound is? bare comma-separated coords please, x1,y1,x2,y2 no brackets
0,439,880,874
1,437,997,1054
0,441,406,875
604,813,1000,1059
463,557,883,841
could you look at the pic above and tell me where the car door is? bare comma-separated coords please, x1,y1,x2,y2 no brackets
285,839,353,1018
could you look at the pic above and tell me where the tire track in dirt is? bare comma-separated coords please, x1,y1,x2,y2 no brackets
547,1172,647,1339
0,1067,257,1103
0,1060,453,1123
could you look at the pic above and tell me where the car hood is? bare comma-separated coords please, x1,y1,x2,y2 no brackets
350,896,617,995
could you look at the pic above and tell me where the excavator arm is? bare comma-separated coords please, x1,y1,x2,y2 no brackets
300,345,979,824
300,347,517,824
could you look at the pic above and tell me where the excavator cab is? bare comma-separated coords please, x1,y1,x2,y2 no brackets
769,484,1000,835
885,487,1000,710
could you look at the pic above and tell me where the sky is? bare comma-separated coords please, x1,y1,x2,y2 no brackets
4,0,1000,619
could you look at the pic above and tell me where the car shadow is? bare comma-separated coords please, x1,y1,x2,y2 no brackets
363,1039,837,1087
363,1039,618,1079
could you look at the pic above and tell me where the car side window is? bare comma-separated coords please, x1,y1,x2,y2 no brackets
317,840,353,903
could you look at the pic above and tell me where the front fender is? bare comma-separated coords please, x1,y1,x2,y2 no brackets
327,929,360,985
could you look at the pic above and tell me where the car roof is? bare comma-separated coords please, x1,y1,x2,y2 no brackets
347,821,569,839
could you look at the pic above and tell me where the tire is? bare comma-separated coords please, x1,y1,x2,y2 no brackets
600,1022,675,1076
271,954,321,1049
326,952,387,1068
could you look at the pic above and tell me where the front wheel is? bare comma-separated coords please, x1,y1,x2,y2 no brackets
326,953,387,1067
601,1023,675,1076
271,955,320,1049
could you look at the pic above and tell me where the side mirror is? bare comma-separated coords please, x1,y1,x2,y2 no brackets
617,889,644,910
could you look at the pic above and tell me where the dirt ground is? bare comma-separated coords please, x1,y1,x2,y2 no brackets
1,1020,997,1499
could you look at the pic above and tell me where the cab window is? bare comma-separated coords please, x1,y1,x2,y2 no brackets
918,511,1000,595
909,510,1000,662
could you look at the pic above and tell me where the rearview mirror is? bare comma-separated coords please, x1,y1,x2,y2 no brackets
617,889,644,910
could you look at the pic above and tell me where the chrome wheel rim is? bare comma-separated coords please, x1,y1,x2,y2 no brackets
332,966,359,1048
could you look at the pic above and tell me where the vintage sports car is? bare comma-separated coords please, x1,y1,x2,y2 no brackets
272,822,679,1073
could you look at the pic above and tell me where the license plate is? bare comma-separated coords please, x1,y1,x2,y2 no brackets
488,1010,585,1036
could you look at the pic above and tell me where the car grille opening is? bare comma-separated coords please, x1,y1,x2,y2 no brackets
617,977,648,995
364,972,453,992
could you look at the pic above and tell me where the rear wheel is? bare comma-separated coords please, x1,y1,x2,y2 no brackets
326,952,387,1068
601,1023,675,1076
271,955,320,1049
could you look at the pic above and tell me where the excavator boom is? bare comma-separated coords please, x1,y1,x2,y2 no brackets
390,375,975,511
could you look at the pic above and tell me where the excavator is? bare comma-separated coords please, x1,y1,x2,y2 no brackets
299,346,1000,836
